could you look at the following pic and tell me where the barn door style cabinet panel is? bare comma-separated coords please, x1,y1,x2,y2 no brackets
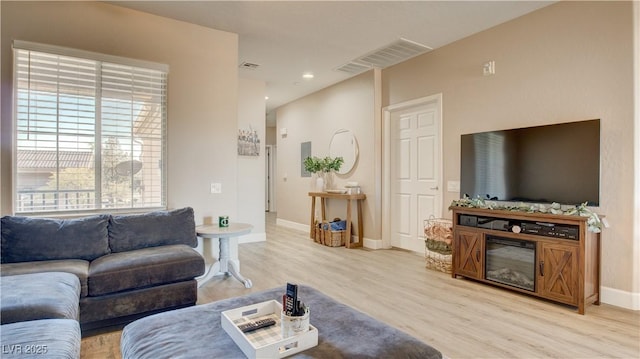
450,206,600,314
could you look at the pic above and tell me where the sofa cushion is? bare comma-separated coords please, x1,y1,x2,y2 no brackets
1,214,110,263
88,244,204,296
108,207,197,252
1,319,80,358
0,260,90,297
1,272,80,324
80,280,198,325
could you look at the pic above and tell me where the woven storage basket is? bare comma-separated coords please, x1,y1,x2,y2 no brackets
313,220,323,243
317,220,348,247
423,217,453,244
423,217,453,273
425,247,452,273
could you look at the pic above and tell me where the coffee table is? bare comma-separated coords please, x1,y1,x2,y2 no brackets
196,223,253,288
121,285,442,358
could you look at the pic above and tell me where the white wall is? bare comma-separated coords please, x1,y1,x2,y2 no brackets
276,72,376,241
237,78,266,243
0,2,239,227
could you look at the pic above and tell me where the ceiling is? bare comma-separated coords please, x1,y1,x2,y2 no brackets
110,1,553,125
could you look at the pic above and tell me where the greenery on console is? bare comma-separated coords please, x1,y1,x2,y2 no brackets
450,196,603,233
322,156,344,172
304,156,344,173
304,156,324,174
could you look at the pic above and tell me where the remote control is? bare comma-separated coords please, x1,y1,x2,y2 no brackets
285,283,298,315
238,318,276,333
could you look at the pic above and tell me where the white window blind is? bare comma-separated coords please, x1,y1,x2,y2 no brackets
13,41,167,214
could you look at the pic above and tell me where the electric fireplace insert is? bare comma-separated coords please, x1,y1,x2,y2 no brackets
485,236,536,292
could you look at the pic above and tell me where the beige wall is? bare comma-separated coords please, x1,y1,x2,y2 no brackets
0,2,241,227
276,71,376,239
384,1,635,302
275,1,637,307
237,78,266,241
266,127,277,146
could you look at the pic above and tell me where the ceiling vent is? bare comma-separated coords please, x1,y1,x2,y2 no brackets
335,61,372,75
239,61,260,70
355,38,432,69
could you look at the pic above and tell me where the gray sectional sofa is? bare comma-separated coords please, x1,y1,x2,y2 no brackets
1,272,82,358
0,207,205,332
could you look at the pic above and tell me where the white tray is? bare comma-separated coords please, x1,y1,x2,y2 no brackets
221,300,318,359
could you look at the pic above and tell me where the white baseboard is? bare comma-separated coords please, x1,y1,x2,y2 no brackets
238,232,266,244
363,238,386,249
276,218,309,232
601,286,640,310
276,218,385,250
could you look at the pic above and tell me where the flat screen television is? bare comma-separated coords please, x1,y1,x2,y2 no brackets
460,119,600,206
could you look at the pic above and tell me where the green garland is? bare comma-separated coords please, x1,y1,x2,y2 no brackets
450,196,602,233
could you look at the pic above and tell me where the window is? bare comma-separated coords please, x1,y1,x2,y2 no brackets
13,41,168,214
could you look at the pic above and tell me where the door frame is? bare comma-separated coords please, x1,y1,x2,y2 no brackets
265,145,277,212
382,93,443,249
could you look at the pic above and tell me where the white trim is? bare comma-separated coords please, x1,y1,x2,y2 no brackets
238,232,266,244
276,218,309,233
381,94,444,250
601,286,640,311
363,238,385,250
12,40,169,72
276,218,382,250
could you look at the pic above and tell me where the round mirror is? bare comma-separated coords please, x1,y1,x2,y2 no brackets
329,129,359,175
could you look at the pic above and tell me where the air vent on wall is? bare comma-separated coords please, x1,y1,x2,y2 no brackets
239,61,260,70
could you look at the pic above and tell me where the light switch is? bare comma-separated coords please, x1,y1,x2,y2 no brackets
210,182,222,194
447,181,460,192
483,60,496,76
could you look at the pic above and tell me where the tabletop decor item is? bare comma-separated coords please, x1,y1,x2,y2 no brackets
304,156,343,191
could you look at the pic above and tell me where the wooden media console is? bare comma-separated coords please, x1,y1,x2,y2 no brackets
450,206,600,314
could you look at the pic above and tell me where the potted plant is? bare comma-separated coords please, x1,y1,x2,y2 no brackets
304,156,344,191
304,156,324,191
320,156,343,190
303,156,323,174
322,156,344,173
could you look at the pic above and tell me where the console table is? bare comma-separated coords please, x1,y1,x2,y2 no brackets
308,192,366,248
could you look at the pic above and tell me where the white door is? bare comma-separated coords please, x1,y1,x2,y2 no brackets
387,97,442,252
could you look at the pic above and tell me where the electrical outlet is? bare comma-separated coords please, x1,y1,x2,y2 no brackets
210,182,222,194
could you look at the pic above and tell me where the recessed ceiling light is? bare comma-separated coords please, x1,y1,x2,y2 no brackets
265,96,269,100
302,72,314,80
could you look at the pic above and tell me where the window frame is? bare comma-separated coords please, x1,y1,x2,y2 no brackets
12,40,169,216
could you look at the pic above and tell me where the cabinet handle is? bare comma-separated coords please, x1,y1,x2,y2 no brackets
539,261,545,276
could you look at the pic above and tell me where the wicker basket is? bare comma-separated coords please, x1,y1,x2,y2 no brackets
425,247,452,273
423,217,453,273
423,217,453,245
315,220,347,247
313,220,323,244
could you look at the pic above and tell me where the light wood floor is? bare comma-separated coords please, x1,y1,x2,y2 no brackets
82,212,640,358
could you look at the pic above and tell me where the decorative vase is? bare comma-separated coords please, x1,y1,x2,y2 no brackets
314,173,324,192
323,171,334,191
